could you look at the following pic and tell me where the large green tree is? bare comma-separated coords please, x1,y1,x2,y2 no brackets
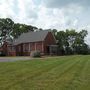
72,30,88,54
0,18,14,46
55,29,88,55
12,23,37,38
0,18,38,46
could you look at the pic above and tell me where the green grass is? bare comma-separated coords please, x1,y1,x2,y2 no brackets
0,55,90,90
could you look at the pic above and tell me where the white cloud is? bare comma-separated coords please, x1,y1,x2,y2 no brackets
0,0,85,29
13,0,37,24
34,7,66,29
33,4,82,30
0,0,14,18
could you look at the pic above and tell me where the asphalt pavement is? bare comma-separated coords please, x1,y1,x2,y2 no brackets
0,57,31,62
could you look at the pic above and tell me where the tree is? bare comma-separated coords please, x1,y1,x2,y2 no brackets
12,23,37,38
56,31,66,55
0,18,14,46
55,29,88,55
72,30,88,54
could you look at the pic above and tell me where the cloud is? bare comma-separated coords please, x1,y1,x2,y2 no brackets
33,4,82,30
0,0,85,29
13,0,38,23
0,0,15,18
34,7,66,29
42,0,90,8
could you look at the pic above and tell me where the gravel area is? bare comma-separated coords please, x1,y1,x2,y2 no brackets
0,57,31,62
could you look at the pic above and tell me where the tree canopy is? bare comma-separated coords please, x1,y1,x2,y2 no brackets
0,18,14,46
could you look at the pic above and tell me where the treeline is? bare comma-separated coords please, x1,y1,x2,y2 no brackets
52,29,90,55
0,18,90,55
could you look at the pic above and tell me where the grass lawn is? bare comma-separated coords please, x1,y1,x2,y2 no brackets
0,55,90,90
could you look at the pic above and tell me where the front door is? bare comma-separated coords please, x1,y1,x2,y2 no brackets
46,46,50,54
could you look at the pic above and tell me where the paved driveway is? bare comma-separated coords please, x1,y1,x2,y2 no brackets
0,57,32,62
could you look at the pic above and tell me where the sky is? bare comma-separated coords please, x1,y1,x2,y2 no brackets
0,0,90,44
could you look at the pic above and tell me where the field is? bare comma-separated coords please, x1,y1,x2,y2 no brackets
0,55,90,90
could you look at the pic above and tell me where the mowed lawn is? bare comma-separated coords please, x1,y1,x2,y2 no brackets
0,56,90,90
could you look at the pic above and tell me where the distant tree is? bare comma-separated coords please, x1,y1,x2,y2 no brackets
0,18,14,46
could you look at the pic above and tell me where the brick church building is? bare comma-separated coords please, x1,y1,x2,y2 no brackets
0,30,57,56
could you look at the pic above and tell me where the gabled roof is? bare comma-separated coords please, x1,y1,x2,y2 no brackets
14,30,51,45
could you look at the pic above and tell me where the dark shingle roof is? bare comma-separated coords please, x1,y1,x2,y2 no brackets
14,30,50,45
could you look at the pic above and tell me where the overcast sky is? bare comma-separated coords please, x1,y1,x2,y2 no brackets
0,0,90,44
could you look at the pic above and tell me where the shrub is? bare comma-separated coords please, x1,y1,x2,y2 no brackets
30,51,41,57
0,52,6,56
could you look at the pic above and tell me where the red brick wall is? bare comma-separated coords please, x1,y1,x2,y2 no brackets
23,43,30,56
7,45,16,56
2,42,8,55
30,42,35,51
43,32,56,54
0,42,16,56
8,52,16,56
16,44,23,56
15,42,43,56
30,41,44,53
36,42,43,52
